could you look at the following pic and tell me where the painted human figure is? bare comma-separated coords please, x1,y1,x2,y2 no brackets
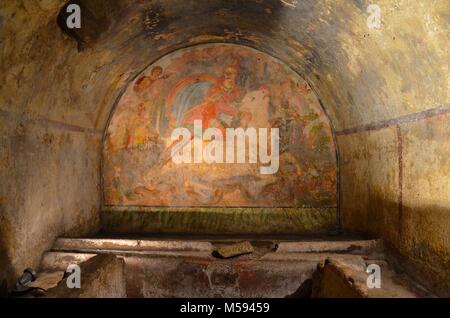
126,103,151,150
133,66,165,95
182,59,243,132
160,59,244,162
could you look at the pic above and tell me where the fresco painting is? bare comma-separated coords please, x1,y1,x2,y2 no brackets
103,44,337,207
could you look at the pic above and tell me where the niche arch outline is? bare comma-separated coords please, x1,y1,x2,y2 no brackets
100,42,341,232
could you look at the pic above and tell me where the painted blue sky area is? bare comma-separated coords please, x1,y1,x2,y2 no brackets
173,81,213,124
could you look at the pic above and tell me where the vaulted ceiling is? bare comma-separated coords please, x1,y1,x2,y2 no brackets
1,0,448,134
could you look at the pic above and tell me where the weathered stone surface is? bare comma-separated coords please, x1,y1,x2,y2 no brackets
215,241,254,258
312,259,367,298
28,271,65,291
53,238,213,252
41,252,97,271
124,253,327,298
45,254,126,298
276,239,382,254
311,258,421,298
38,237,426,298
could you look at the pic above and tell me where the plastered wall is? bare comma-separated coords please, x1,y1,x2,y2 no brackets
338,112,450,296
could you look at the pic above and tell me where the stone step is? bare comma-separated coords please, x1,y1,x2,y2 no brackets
51,237,381,255
41,250,369,271
53,238,213,253
275,239,381,254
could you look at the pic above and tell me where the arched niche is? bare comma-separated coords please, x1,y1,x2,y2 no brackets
102,43,337,231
